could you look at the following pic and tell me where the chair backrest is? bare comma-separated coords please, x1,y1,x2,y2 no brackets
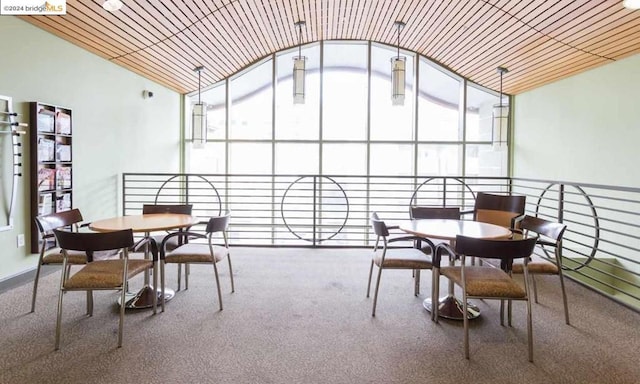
518,215,566,243
205,211,231,233
370,212,389,237
34,209,84,234
142,204,193,215
474,192,526,228
410,206,460,220
454,235,537,264
53,228,134,262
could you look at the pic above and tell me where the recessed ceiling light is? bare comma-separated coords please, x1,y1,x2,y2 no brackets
103,0,123,12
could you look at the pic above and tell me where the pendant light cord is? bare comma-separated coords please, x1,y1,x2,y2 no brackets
297,23,302,58
198,69,202,104
396,23,400,58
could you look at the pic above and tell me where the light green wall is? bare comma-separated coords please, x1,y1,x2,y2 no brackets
513,53,640,307
513,53,640,187
0,17,181,281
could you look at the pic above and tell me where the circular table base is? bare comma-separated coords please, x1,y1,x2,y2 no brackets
117,285,175,309
423,295,480,320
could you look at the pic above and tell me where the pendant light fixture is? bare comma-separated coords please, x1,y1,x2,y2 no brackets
293,21,307,104
492,66,509,149
192,66,207,148
102,0,123,12
391,21,406,106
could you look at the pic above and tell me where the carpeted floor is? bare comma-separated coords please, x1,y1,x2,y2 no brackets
1,247,639,384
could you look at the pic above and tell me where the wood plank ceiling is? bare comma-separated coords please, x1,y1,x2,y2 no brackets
20,0,640,95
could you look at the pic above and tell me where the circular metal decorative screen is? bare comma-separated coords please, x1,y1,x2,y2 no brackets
280,176,349,242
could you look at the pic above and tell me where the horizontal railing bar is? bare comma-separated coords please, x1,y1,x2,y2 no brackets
123,173,640,312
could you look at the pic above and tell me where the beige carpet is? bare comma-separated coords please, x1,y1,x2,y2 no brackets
1,247,639,384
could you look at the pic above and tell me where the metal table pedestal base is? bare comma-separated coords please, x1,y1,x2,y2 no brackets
423,295,480,320
117,285,175,309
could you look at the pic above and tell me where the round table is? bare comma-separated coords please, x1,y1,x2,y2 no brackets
399,219,512,320
90,213,200,309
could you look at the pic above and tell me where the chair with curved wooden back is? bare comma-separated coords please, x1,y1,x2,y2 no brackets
409,206,461,251
142,204,194,249
467,192,526,266
142,204,194,289
434,235,538,362
53,228,156,350
410,206,461,220
367,212,434,317
31,209,87,313
512,215,570,324
472,192,526,229
159,211,234,312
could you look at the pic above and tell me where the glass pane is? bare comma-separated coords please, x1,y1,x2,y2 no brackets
417,144,461,175
418,60,461,141
186,142,226,174
275,143,319,174
465,144,507,176
275,44,320,140
370,44,414,141
370,143,414,176
229,143,272,174
466,84,498,142
323,42,368,140
229,59,273,140
322,143,367,175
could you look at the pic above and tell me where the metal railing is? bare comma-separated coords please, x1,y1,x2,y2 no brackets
122,173,640,311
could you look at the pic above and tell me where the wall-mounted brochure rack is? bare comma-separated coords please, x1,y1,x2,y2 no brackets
29,102,73,253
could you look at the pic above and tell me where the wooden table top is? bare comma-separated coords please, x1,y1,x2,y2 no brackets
399,219,512,241
89,213,199,233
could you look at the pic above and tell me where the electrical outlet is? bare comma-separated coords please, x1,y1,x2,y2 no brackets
17,234,25,248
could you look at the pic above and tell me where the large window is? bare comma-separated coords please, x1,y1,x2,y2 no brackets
185,41,508,178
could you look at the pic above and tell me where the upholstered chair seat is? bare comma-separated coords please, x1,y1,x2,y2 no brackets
64,259,153,289
440,266,527,298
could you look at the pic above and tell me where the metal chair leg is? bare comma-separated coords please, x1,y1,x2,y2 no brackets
118,285,125,348
414,269,421,296
185,263,190,290
177,264,182,291
87,290,94,316
118,259,128,348
212,261,223,310
227,254,235,293
30,262,44,313
54,259,67,351
184,263,191,289
161,260,166,312
531,274,539,303
431,267,439,322
523,269,534,362
558,271,570,325
366,260,374,298
152,262,158,315
371,267,383,317
55,287,64,351
463,291,470,359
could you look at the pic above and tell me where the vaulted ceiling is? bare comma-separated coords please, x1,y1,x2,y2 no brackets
20,0,640,95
